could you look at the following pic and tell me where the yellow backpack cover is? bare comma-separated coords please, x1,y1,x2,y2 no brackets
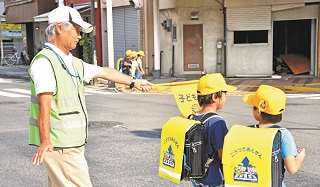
222,125,280,187
158,116,197,184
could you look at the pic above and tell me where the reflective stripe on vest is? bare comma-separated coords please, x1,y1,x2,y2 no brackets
31,95,82,112
28,48,88,148
29,117,87,129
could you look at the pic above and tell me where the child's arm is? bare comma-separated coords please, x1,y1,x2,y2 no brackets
123,59,132,68
137,64,145,75
284,148,306,174
218,149,223,160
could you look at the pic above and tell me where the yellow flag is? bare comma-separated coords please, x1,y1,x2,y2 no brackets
222,125,279,187
171,84,201,118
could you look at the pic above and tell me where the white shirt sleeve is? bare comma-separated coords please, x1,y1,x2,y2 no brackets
82,62,101,83
30,58,56,95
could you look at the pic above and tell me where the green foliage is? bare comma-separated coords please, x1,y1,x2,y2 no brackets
79,33,93,64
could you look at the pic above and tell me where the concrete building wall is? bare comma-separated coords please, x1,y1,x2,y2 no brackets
225,0,320,7
112,0,130,7
226,31,273,77
159,1,223,76
158,8,177,76
225,3,319,77
33,22,48,53
159,0,176,9
272,4,319,20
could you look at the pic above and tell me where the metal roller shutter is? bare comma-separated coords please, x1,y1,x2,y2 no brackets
113,8,125,61
124,6,139,51
226,6,271,31
112,6,140,63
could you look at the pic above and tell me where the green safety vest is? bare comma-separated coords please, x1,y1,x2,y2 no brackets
28,48,88,148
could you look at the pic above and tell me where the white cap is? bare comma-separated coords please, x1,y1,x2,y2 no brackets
48,6,93,33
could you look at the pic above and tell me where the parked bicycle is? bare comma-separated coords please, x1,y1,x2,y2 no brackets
2,50,33,66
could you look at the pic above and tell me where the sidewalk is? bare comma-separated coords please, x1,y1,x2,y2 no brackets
0,65,29,80
0,65,319,94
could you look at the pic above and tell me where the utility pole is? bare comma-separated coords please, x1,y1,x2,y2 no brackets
106,0,114,69
153,0,160,79
0,19,3,66
107,0,115,88
91,0,97,85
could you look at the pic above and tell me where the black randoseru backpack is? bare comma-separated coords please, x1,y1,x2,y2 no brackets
181,113,220,179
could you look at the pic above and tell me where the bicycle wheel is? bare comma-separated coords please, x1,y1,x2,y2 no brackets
4,54,17,65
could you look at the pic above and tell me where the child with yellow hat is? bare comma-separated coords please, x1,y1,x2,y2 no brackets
187,73,237,187
122,50,133,75
136,50,145,79
130,51,138,78
243,85,306,186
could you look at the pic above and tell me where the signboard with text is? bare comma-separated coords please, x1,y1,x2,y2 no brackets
171,83,201,118
1,23,23,39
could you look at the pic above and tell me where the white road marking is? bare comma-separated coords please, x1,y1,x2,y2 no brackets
306,97,320,100
0,78,27,83
0,91,29,97
0,78,10,83
4,88,30,94
286,94,320,99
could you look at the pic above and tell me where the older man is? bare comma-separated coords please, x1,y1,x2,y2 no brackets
29,6,152,187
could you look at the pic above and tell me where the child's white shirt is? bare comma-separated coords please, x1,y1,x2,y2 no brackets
131,59,138,77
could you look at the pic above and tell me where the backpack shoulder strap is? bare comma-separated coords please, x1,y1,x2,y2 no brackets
248,124,282,128
269,125,282,128
268,124,286,178
200,112,220,175
248,124,258,128
199,112,217,124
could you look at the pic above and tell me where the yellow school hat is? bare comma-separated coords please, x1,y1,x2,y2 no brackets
126,50,132,56
243,85,286,115
197,73,237,96
138,50,145,56
131,51,137,57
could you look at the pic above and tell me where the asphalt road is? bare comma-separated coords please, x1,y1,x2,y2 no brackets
0,78,319,187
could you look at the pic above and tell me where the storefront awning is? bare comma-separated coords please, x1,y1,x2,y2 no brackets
33,4,91,22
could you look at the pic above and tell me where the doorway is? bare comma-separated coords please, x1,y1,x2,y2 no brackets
183,24,203,71
273,19,316,76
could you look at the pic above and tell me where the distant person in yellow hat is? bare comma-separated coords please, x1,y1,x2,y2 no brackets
115,49,133,92
243,85,306,187
188,73,237,187
136,50,145,79
130,51,138,78
122,49,133,75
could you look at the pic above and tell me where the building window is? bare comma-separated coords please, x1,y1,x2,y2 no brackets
234,30,268,44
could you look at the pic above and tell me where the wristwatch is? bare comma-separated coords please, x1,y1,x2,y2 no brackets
129,77,136,89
